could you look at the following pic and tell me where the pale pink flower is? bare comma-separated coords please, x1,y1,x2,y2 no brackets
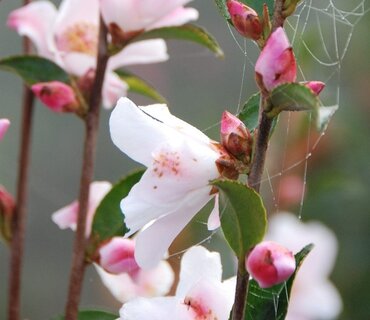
7,0,169,108
31,81,78,112
95,237,174,303
255,27,296,92
246,241,296,288
119,246,236,320
266,212,343,320
110,98,222,269
52,181,112,237
100,0,198,34
0,119,10,141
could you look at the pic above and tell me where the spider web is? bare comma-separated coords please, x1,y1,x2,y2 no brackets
169,0,367,291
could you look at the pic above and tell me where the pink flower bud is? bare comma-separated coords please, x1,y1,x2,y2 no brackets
227,0,262,40
31,81,79,112
255,27,296,93
0,185,15,242
246,241,296,288
0,119,10,141
220,111,252,162
98,238,140,276
302,81,325,96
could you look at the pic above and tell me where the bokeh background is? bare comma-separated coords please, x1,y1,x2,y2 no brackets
0,0,369,319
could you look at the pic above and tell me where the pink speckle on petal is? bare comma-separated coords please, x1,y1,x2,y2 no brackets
152,150,181,178
184,296,216,320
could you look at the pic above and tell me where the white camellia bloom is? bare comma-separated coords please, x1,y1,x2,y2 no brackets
119,246,236,320
266,212,343,320
110,98,223,269
7,0,172,108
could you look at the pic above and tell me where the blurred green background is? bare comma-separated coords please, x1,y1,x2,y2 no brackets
0,0,369,319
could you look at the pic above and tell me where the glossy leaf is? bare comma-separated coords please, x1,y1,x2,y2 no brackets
52,310,118,320
268,83,319,118
0,55,70,85
245,244,314,320
115,70,166,103
130,24,224,58
89,170,144,251
238,92,278,135
315,105,338,132
212,179,267,259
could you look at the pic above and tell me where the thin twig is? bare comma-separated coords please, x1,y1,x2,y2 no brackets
232,1,287,319
64,18,108,320
8,0,35,318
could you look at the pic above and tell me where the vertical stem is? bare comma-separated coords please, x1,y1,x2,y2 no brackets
8,1,34,318
232,1,286,319
64,18,108,320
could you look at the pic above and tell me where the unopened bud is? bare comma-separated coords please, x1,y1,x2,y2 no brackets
302,81,325,96
98,237,140,276
227,0,262,40
32,81,79,113
255,27,296,93
0,118,10,141
0,185,15,242
246,241,295,288
221,111,252,163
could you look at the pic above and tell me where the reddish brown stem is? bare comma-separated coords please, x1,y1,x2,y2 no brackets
231,1,287,319
64,18,108,320
7,1,35,318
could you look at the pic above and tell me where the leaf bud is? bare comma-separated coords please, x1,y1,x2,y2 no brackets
246,241,296,288
227,0,262,40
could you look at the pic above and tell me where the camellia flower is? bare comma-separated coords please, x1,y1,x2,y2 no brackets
110,98,229,269
52,181,112,237
246,241,296,288
266,212,343,320
95,237,174,303
7,0,174,108
255,27,296,93
119,246,236,320
0,119,10,141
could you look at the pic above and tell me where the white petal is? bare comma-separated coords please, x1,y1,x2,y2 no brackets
7,1,57,59
207,195,220,231
102,72,128,109
61,52,96,76
148,7,199,30
52,200,79,231
120,297,190,320
176,246,222,297
134,187,212,269
108,40,168,70
109,98,214,167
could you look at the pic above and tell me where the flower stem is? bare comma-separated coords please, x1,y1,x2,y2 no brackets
232,1,287,319
64,18,108,319
7,2,35,318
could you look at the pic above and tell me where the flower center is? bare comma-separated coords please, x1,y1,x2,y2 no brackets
57,22,98,56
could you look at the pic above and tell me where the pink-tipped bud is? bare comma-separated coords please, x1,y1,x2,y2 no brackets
98,237,140,276
221,111,252,163
246,241,296,288
302,81,325,96
31,81,79,113
0,119,10,141
227,0,262,40
255,27,296,93
0,185,15,242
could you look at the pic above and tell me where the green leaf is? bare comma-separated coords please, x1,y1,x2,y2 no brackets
89,170,144,251
239,92,260,131
238,92,278,136
245,244,314,320
130,24,224,58
115,70,166,103
214,0,230,20
52,310,118,320
0,55,70,85
212,179,267,259
268,83,319,118
315,105,338,132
